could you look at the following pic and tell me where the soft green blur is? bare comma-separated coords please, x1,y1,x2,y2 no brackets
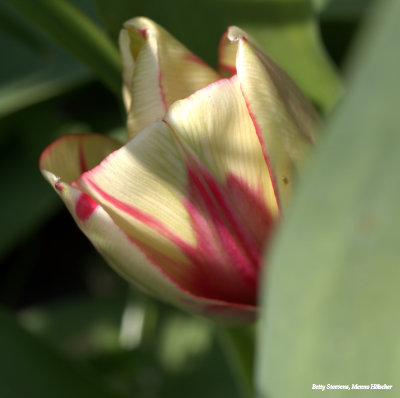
258,0,400,396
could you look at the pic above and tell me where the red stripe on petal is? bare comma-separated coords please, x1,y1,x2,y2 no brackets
137,28,148,39
220,63,237,76
179,161,276,305
239,82,281,212
85,178,178,238
158,70,168,112
76,193,98,221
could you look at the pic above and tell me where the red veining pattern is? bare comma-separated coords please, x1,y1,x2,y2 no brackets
76,193,98,221
239,82,281,212
158,69,168,111
84,159,274,305
85,179,182,241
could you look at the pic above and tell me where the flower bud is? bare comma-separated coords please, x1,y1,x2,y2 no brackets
40,17,318,323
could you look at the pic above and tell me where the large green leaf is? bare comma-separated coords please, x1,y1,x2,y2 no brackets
18,296,126,357
0,0,91,117
238,0,342,112
257,0,400,396
314,0,374,20
4,0,121,95
0,307,119,398
95,0,341,112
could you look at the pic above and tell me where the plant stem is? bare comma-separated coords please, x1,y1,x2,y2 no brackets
218,324,255,398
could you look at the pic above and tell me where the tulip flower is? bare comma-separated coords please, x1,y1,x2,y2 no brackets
40,17,319,323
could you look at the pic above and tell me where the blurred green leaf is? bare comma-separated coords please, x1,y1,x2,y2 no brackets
240,0,342,112
157,314,212,373
96,0,341,112
0,104,90,259
0,149,60,258
218,326,255,398
314,0,374,20
0,1,91,117
18,296,125,357
257,0,400,396
0,306,120,398
4,0,121,95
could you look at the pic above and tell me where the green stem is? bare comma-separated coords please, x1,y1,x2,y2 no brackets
218,324,255,398
5,0,121,95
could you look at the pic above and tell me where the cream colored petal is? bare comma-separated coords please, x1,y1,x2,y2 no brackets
39,134,122,184
165,75,278,216
120,17,220,139
228,27,319,210
74,121,199,283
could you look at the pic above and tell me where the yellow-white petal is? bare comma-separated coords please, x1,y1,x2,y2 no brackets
74,121,198,283
223,26,320,210
218,26,257,77
165,75,278,216
120,17,220,139
39,134,122,184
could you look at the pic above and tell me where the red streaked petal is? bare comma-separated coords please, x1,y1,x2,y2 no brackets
70,121,274,307
42,179,256,324
165,75,279,216
74,121,198,282
234,32,320,210
120,17,220,139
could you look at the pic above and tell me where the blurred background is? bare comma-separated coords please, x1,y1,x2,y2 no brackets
0,0,374,397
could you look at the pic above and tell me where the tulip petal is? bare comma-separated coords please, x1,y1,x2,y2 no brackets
41,165,255,324
120,17,220,139
165,75,278,216
223,26,320,209
39,134,122,184
75,122,197,279
73,120,272,307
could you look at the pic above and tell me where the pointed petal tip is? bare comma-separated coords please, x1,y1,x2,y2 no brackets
226,26,245,42
123,16,152,29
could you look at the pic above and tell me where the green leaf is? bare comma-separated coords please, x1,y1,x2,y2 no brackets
18,296,126,357
257,0,400,396
0,152,60,259
0,1,91,117
240,0,342,112
218,325,255,398
5,0,121,95
0,307,119,398
314,0,374,21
